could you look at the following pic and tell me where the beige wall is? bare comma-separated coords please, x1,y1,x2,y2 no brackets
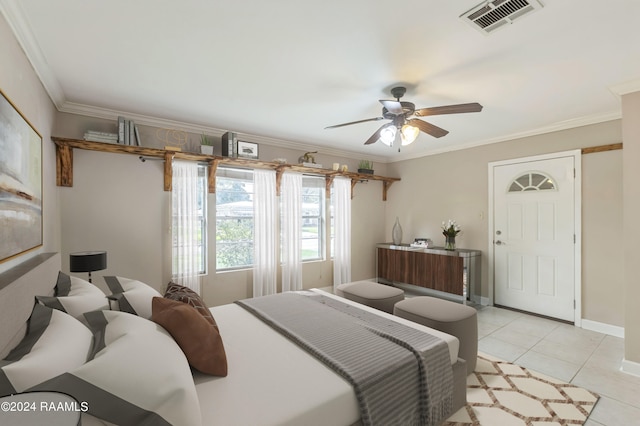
582,149,623,325
385,120,624,327
622,90,640,365
53,113,387,305
0,13,59,274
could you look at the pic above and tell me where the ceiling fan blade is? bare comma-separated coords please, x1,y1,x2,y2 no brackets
407,118,449,138
379,100,404,115
414,102,483,117
325,117,384,129
364,124,386,145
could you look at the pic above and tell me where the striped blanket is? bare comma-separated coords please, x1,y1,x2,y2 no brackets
236,292,453,426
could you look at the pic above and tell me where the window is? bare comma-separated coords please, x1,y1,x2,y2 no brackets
508,172,557,192
171,163,207,277
216,168,254,270
301,176,325,261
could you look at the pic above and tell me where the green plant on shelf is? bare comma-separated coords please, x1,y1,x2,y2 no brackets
201,133,214,146
358,159,373,170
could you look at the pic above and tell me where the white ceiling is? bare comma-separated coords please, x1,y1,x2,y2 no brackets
2,0,640,162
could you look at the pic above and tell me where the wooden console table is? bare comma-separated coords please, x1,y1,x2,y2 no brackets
376,243,481,302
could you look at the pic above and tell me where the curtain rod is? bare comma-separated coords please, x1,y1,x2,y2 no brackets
138,156,209,166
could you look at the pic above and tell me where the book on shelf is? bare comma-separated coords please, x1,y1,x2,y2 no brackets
124,119,130,145
84,130,118,144
221,131,237,157
116,117,141,146
118,116,125,144
134,124,141,146
129,120,135,146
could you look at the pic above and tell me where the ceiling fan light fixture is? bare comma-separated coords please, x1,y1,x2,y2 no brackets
379,124,397,147
400,124,419,145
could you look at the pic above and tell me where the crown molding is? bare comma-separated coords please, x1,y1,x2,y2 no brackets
0,0,66,108
609,78,640,96
59,101,391,164
389,110,621,163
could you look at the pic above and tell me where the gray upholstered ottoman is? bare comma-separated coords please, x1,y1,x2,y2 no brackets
335,281,405,314
394,296,478,374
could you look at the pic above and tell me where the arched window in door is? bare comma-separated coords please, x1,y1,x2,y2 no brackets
508,172,556,192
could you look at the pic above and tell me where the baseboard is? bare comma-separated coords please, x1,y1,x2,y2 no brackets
471,295,491,306
477,296,491,306
621,359,640,377
581,318,625,338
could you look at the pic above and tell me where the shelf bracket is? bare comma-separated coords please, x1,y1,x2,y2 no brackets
275,165,289,196
325,175,335,199
383,180,395,201
208,158,220,193
350,178,358,199
163,152,175,191
55,143,73,187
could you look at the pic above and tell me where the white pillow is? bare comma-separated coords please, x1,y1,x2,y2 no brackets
0,304,93,396
33,310,202,426
36,271,108,320
104,276,161,319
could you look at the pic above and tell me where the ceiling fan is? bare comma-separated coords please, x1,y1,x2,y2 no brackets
325,86,483,148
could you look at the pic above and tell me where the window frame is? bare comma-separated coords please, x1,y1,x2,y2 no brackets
215,167,255,272
300,175,326,262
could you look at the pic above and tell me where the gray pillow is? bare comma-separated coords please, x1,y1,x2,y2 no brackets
32,310,202,426
36,271,108,320
104,276,161,319
0,304,92,396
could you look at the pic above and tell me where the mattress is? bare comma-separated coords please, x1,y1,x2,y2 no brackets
194,289,459,426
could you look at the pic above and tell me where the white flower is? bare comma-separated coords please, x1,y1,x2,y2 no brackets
442,219,461,236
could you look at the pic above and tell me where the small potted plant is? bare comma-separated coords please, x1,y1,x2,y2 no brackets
358,159,374,174
200,133,214,155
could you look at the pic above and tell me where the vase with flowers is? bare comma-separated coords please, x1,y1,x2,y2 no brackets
442,219,461,251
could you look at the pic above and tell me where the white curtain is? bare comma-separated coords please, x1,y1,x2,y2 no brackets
253,169,277,297
172,160,202,294
333,176,351,290
281,172,302,292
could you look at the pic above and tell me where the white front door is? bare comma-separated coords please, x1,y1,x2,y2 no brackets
491,153,578,322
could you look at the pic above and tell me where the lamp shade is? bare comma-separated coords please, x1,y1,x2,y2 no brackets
400,124,419,145
379,124,397,147
70,251,107,273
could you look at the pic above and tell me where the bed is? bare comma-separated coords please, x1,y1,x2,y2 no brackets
0,253,466,426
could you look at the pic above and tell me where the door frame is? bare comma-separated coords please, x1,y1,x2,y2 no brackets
487,150,582,325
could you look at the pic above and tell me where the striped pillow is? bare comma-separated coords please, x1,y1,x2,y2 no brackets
0,304,92,396
35,271,108,320
33,310,202,426
104,276,161,319
164,281,216,326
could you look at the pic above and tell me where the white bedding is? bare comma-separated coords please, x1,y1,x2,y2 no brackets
194,289,459,426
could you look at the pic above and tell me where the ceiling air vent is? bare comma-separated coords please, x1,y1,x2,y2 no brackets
460,0,544,34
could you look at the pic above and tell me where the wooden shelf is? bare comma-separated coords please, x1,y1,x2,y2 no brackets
52,137,400,201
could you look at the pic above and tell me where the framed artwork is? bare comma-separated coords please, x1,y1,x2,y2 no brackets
0,89,43,263
237,141,258,159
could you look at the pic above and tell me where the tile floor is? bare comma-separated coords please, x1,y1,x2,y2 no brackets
474,305,640,426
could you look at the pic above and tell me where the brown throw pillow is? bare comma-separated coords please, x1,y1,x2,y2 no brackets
151,297,228,376
164,282,216,327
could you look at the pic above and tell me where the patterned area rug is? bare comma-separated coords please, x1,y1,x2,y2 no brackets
444,353,599,425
